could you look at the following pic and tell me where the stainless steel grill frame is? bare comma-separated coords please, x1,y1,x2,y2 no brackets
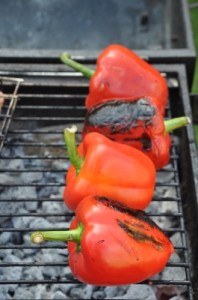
0,61,197,300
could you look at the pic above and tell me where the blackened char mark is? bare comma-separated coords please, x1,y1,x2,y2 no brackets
123,136,152,151
94,196,167,237
85,98,156,134
117,219,163,250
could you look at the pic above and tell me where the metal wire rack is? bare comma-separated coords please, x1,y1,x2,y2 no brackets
0,62,197,299
0,76,24,154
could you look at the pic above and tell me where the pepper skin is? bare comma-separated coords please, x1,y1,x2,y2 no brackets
82,96,171,170
30,195,174,286
82,97,191,170
63,126,156,211
60,44,168,115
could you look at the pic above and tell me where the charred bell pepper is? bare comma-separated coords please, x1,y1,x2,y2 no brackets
30,195,174,286
60,44,168,115
63,125,156,211
82,96,191,170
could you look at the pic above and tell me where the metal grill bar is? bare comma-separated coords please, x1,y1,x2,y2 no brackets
0,262,189,267
0,227,186,232
0,279,191,285
0,197,182,203
0,64,196,300
0,245,187,251
0,213,183,217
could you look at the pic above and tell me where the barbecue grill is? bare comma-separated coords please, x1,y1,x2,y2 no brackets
0,60,198,300
0,0,198,299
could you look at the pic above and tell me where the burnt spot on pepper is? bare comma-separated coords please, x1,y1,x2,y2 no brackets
97,239,105,244
95,196,168,237
85,98,156,134
84,98,155,150
117,219,163,251
123,136,152,151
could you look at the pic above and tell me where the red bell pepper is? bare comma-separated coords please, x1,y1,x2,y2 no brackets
60,44,168,115
30,195,174,286
63,125,156,211
82,96,190,170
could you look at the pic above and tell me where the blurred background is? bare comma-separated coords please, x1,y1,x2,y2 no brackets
189,0,198,145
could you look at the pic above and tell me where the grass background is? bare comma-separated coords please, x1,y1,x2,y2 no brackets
188,0,198,146
189,0,198,93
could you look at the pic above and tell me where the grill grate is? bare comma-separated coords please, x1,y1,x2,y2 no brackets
0,62,197,300
0,76,24,154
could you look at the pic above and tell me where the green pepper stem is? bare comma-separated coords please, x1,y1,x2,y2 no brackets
64,125,84,174
60,52,94,79
164,117,191,133
30,223,84,245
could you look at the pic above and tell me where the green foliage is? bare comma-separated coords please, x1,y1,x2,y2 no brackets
194,124,198,146
188,1,198,148
189,1,198,93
